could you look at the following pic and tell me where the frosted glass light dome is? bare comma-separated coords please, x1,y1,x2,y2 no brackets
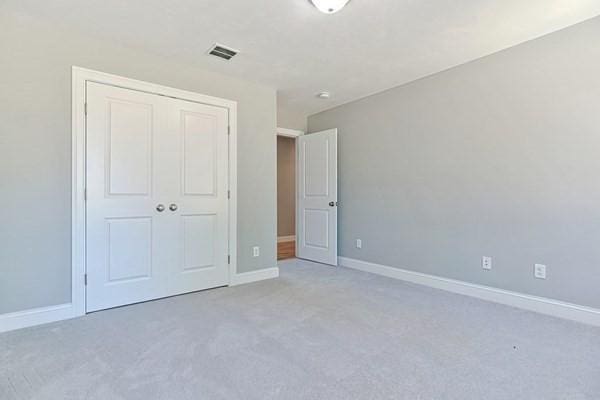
310,0,351,14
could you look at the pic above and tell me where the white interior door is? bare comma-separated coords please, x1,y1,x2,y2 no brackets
297,128,338,265
165,97,230,294
85,82,230,312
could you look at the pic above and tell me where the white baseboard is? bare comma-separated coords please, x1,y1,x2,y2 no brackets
0,303,77,333
277,235,296,243
339,257,600,327
230,267,280,286
1,268,280,333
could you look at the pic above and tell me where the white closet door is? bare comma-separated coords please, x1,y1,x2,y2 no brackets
85,82,230,312
297,129,338,265
86,82,170,312
165,98,230,295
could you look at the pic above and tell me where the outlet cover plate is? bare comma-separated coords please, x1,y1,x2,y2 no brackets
534,264,547,279
482,256,492,270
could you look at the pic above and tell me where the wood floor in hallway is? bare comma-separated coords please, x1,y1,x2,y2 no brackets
277,240,295,260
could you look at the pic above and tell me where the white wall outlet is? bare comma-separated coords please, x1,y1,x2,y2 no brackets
482,256,492,270
534,264,547,279
253,246,260,257
356,239,362,249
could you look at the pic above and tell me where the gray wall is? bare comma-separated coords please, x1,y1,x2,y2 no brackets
309,16,600,309
277,107,307,132
0,11,277,314
277,136,296,237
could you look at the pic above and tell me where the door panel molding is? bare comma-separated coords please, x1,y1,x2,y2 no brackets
105,99,154,196
72,66,238,317
181,110,218,196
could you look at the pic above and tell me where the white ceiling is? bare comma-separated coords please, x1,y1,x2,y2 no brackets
3,0,600,117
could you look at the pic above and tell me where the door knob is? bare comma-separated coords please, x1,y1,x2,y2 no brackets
329,201,336,207
169,203,178,211
156,204,165,212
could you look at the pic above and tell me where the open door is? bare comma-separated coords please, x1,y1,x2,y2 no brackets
296,129,338,265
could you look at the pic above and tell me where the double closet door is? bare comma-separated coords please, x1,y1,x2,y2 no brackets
85,82,230,312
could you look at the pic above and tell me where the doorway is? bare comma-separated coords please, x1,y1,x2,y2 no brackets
276,127,338,265
277,133,297,260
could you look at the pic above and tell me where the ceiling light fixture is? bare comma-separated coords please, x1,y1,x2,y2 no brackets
317,91,331,99
310,0,351,14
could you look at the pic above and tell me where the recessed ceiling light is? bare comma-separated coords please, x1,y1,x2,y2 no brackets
310,0,351,14
317,91,331,99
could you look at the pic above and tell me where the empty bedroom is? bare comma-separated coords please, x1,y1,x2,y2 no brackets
1,1,600,399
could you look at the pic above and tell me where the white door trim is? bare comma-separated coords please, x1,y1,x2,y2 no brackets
72,66,238,317
277,127,304,138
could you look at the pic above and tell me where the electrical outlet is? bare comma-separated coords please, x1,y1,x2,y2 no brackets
534,264,546,279
253,246,260,257
482,256,492,270
356,239,362,249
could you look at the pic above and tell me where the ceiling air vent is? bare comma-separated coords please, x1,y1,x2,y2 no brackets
207,43,239,61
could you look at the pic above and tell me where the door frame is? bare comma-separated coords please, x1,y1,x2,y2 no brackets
72,66,238,316
276,127,304,138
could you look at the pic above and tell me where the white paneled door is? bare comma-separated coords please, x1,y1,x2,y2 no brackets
297,129,338,265
86,82,230,312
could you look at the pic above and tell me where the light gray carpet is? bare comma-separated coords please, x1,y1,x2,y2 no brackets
1,258,599,400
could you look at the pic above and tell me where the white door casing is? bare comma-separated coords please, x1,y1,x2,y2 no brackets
296,129,338,265
85,82,230,312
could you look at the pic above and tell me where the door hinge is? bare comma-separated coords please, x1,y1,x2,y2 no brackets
227,126,230,135
84,274,88,286
84,102,87,116
227,255,231,264
227,190,230,199
84,188,87,201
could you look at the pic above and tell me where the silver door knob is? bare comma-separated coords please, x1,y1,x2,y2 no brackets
169,203,178,211
156,204,165,212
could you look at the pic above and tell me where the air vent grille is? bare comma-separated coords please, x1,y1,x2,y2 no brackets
207,44,239,60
